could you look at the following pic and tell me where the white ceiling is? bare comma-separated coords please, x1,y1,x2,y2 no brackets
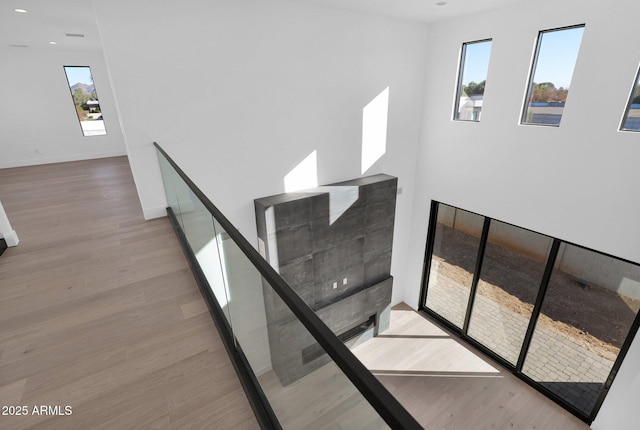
291,0,529,24
1,0,102,51
1,0,528,52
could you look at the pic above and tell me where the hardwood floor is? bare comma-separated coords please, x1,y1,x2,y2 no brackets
257,363,388,429
352,304,592,430
0,157,258,429
0,156,595,429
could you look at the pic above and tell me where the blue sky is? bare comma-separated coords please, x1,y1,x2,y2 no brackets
532,26,584,89
461,26,584,89
64,66,94,86
461,40,492,86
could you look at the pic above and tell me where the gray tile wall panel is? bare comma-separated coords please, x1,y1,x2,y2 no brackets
274,224,312,264
311,207,365,252
365,200,396,232
312,238,364,302
364,225,394,259
273,198,311,230
364,252,393,285
254,174,397,385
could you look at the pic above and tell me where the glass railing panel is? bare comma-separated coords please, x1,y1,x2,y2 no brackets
154,144,418,429
157,155,233,326
157,154,184,230
183,194,232,325
172,164,193,230
212,218,267,366
213,220,389,429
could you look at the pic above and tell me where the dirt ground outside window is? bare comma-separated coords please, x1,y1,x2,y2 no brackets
431,226,640,362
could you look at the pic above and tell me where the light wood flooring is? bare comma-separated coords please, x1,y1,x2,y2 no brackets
0,157,258,429
251,304,591,429
352,304,592,430
0,156,594,429
258,363,388,429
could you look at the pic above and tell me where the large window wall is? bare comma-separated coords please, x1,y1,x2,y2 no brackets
420,201,640,423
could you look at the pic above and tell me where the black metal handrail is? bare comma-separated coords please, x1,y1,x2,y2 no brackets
154,142,422,430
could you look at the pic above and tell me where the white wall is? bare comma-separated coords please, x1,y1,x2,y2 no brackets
92,0,640,425
0,48,126,168
592,333,640,429
405,0,640,427
93,0,429,306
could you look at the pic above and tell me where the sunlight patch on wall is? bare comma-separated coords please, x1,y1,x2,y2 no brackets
322,186,359,225
361,87,389,174
284,150,318,193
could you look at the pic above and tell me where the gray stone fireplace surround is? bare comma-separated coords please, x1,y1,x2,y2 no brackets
254,174,397,385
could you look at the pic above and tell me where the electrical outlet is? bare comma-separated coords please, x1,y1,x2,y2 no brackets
343,278,347,285
332,282,337,289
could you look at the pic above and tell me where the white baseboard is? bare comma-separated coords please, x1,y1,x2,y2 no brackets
143,206,167,220
2,230,19,247
0,150,128,169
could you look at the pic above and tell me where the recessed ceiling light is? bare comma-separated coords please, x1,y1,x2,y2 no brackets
49,41,57,45
9,44,28,48
435,1,447,5
14,8,28,13
65,33,85,38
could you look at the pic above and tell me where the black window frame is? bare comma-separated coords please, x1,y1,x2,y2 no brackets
63,65,107,137
453,38,492,122
419,200,640,424
620,65,640,132
521,24,586,127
